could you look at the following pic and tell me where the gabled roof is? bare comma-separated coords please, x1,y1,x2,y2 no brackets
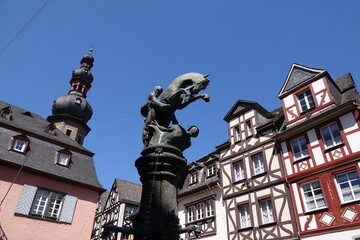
114,178,142,203
178,150,220,198
278,64,326,98
0,100,103,191
223,100,273,122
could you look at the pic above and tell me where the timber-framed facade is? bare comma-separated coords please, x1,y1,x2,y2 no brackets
276,64,360,239
218,100,298,240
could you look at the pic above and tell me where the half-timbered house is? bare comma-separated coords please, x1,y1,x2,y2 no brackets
218,100,298,240
91,178,142,240
276,64,360,239
178,152,228,240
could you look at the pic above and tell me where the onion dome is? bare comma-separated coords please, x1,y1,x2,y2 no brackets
52,93,93,123
51,50,95,123
72,53,94,83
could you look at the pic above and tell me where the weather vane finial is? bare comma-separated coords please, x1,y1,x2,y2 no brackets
89,43,94,54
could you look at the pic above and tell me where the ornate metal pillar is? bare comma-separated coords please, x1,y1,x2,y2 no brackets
134,146,187,240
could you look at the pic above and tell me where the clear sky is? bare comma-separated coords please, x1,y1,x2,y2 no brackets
0,0,359,190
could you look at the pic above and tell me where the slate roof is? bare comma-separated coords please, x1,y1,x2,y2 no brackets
278,64,325,98
0,100,104,191
223,100,284,133
178,151,220,198
115,178,142,203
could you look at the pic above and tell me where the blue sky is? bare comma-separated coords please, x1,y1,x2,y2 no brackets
0,1,359,190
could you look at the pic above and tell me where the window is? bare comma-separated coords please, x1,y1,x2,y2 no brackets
205,200,214,217
190,172,198,184
30,189,64,220
246,120,253,136
66,129,72,136
207,164,216,177
187,206,195,222
300,180,326,211
239,204,251,228
335,170,360,203
196,203,204,220
11,135,29,153
186,198,215,223
291,136,309,160
1,106,12,119
46,124,56,135
57,153,71,167
259,199,274,224
15,185,77,223
235,126,241,141
124,205,136,218
252,154,265,175
297,89,315,112
320,123,343,148
234,161,245,181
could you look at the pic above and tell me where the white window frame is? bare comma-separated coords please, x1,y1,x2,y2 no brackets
187,206,195,222
196,203,204,220
30,189,64,220
239,204,251,228
187,198,215,224
300,179,327,212
57,153,71,166
205,200,214,217
320,123,343,149
235,126,241,142
234,161,245,181
252,154,265,175
190,172,198,184
246,120,253,137
335,169,360,203
290,136,309,160
297,89,315,112
259,199,275,224
12,136,29,153
207,164,216,177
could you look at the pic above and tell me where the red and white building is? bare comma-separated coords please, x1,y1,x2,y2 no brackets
276,64,360,239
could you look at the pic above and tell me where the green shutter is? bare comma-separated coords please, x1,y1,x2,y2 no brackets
59,195,77,223
14,184,37,215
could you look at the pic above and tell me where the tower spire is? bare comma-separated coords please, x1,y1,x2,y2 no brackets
47,51,95,145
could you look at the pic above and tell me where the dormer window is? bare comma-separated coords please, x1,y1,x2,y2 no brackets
207,164,216,177
1,106,12,120
46,124,56,135
190,171,198,184
297,89,315,112
11,135,30,153
56,150,72,167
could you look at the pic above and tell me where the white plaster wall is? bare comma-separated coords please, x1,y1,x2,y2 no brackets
307,129,319,147
283,95,295,108
340,112,358,133
312,78,325,92
303,228,360,240
178,187,227,240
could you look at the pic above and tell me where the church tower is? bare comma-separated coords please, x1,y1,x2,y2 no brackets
47,50,95,145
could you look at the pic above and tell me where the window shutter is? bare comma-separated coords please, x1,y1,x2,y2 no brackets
14,184,37,215
59,195,77,223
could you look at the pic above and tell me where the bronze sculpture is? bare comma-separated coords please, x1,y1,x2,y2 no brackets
141,73,210,151
104,73,210,240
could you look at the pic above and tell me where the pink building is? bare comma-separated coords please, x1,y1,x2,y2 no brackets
0,52,104,240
